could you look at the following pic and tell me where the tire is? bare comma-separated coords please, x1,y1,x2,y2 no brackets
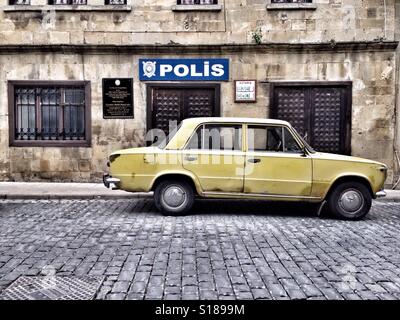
327,182,372,220
154,179,194,216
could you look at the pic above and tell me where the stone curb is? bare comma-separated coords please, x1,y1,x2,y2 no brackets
0,193,153,200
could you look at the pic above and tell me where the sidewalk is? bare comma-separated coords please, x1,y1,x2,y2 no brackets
0,182,151,200
0,182,399,201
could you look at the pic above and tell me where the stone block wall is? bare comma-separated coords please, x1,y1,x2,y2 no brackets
0,0,396,46
0,48,396,183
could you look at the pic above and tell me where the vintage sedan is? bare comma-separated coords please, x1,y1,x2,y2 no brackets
104,117,387,220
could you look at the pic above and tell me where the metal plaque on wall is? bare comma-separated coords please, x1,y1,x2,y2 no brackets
103,78,134,119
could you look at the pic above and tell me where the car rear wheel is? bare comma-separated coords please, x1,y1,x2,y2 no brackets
154,180,194,216
327,182,372,220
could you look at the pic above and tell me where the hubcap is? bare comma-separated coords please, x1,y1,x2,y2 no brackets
339,189,364,213
162,186,186,208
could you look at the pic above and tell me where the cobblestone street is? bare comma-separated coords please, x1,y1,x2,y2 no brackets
0,198,399,300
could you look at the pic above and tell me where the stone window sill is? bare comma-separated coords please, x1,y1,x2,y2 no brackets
172,4,222,12
266,3,317,11
2,5,132,12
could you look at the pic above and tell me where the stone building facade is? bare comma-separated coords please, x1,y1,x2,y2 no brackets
0,0,398,185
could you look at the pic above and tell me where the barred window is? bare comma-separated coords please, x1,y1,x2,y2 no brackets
271,0,312,3
48,0,87,4
9,0,30,4
105,0,127,4
9,82,91,147
177,0,218,4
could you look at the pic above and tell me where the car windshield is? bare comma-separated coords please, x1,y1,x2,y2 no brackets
151,122,182,148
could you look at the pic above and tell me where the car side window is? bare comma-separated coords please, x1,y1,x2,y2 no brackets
186,124,242,151
284,128,302,153
248,126,283,152
247,126,302,153
186,126,202,150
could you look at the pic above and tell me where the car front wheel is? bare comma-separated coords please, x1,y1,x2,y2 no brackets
154,180,194,216
327,182,372,220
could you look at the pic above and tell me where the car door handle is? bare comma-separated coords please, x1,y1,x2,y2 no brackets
248,158,261,163
185,155,198,162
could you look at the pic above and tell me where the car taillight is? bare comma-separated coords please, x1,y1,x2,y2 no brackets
109,154,121,164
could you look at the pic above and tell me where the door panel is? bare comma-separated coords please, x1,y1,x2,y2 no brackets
152,89,183,135
149,85,219,136
271,83,351,155
310,87,344,154
244,152,312,196
185,89,215,119
273,87,308,138
182,123,245,193
183,150,245,193
244,125,312,196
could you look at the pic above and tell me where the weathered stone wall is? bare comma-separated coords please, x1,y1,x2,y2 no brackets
0,0,397,184
0,49,396,183
394,0,400,188
0,0,396,45
0,52,145,181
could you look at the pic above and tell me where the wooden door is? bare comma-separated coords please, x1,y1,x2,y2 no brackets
148,84,220,136
270,82,352,155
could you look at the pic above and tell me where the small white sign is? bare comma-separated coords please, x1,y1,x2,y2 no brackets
235,80,256,102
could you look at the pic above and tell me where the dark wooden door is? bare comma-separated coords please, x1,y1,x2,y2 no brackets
148,84,220,136
151,88,183,135
270,83,351,155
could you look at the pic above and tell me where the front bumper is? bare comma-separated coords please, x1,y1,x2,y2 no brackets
103,174,121,190
375,190,387,198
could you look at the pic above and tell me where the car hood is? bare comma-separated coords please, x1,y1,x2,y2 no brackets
312,152,387,167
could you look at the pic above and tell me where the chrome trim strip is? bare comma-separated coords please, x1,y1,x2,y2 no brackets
202,191,321,200
106,178,121,184
375,190,387,198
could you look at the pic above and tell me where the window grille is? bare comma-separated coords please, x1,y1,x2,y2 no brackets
13,85,87,142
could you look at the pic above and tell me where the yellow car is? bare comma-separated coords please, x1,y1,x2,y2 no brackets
104,117,387,220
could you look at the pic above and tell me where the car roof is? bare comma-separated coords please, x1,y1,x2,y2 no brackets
181,117,291,126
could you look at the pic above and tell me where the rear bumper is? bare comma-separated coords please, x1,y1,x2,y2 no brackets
375,190,387,198
103,174,121,190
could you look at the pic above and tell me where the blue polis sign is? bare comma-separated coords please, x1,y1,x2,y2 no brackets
139,58,229,81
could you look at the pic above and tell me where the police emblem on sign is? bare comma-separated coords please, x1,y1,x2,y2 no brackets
142,61,157,78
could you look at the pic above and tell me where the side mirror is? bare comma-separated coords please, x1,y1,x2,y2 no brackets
301,146,308,157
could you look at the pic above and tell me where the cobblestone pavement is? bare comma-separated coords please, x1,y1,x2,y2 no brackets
0,198,400,300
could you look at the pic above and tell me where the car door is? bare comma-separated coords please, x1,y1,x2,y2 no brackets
244,124,312,197
182,123,245,193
